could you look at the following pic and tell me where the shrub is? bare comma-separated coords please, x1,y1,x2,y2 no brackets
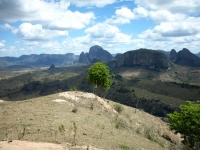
72,107,78,113
115,118,128,129
168,101,200,149
114,104,124,114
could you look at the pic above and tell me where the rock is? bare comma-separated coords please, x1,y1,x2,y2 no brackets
78,45,113,64
171,48,200,67
114,49,169,70
169,49,178,63
78,52,90,64
88,45,113,62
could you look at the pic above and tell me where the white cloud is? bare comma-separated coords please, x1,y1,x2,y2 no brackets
0,23,15,30
85,23,132,43
0,0,95,31
133,6,148,18
61,23,134,54
106,7,135,24
13,23,68,41
0,41,5,49
148,10,187,22
134,0,200,13
69,0,116,7
140,17,200,39
138,16,200,53
41,41,64,53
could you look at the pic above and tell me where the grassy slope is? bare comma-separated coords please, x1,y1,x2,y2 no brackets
0,91,182,150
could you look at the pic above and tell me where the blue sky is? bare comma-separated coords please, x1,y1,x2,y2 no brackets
0,0,200,57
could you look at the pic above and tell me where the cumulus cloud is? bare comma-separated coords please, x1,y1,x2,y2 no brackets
134,0,200,13
133,6,148,18
0,0,95,31
105,7,135,24
140,17,200,39
61,23,134,54
148,10,187,22
41,41,64,53
0,23,15,30
85,23,132,43
69,0,116,7
0,41,5,49
13,23,68,41
138,16,200,52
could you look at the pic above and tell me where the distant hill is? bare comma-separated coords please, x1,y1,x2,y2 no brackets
0,53,79,67
111,49,169,71
170,48,200,67
157,50,170,58
78,45,113,64
196,52,200,57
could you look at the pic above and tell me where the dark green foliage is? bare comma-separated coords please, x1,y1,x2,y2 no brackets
87,62,112,92
168,101,200,149
116,87,131,94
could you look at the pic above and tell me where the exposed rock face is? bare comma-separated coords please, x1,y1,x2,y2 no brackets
171,48,200,67
78,45,113,64
88,45,113,62
78,52,90,64
115,49,169,70
170,49,178,63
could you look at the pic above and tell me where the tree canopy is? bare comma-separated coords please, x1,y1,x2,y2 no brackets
168,101,200,149
87,62,112,95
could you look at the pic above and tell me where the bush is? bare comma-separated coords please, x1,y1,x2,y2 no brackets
115,118,128,129
72,107,78,113
168,101,200,149
114,104,124,114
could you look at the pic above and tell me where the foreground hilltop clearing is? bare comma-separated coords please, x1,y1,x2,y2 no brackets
0,91,182,150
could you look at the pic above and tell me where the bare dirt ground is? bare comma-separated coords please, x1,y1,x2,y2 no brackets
0,100,4,103
0,140,103,150
0,140,65,150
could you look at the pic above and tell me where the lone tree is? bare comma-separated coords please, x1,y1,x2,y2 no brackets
87,62,112,97
168,101,200,149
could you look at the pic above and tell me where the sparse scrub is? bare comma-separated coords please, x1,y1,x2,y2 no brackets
119,144,130,150
58,124,67,142
72,122,77,146
114,118,128,129
114,104,124,114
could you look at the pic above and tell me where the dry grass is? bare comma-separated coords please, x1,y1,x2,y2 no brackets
0,91,182,150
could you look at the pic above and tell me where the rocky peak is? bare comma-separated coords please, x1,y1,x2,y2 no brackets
115,49,169,70
78,45,113,64
88,45,113,62
175,48,200,67
170,49,178,63
78,52,90,64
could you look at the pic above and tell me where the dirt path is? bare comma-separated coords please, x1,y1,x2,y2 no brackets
0,140,66,150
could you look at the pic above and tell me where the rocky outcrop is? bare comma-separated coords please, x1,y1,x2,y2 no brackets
170,48,200,67
170,49,178,63
78,52,90,64
115,49,169,70
78,45,113,64
88,45,113,62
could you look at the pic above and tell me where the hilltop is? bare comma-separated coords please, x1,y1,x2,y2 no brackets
0,91,182,150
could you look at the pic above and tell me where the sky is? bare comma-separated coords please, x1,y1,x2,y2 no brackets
0,0,200,57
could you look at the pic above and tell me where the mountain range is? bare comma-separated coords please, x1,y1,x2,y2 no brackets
0,45,200,69
0,53,79,68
